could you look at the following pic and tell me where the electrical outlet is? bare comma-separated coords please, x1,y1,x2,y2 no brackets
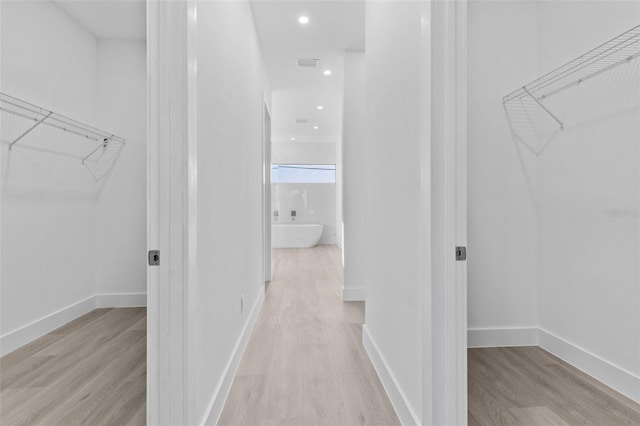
240,294,245,314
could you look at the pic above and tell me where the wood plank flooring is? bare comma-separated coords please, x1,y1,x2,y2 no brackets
468,346,640,426
219,245,400,426
0,307,146,426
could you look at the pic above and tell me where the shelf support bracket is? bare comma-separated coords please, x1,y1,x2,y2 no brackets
9,111,53,150
523,87,564,130
82,136,112,164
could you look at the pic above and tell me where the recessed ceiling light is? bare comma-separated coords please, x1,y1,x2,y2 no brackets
313,126,319,130
317,105,324,110
323,70,332,76
298,16,309,24
290,137,296,141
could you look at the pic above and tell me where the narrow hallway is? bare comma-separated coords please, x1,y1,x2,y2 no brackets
219,245,400,425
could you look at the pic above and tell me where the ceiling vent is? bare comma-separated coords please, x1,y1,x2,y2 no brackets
295,118,309,124
296,58,320,68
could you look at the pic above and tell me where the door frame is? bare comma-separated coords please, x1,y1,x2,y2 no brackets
147,1,197,424
263,100,272,283
146,1,468,424
428,0,468,424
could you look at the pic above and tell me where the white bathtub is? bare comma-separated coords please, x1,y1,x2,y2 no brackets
272,223,323,248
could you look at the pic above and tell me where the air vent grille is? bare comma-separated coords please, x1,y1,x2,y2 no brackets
295,118,309,124
296,58,320,68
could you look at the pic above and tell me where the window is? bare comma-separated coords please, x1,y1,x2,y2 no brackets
272,164,336,183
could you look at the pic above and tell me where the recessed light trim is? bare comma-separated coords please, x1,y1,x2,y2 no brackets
317,106,324,110
323,70,332,76
313,126,319,130
290,137,296,141
298,15,309,24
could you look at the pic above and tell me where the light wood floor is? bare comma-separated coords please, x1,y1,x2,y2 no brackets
0,307,146,426
219,245,400,426
468,346,640,426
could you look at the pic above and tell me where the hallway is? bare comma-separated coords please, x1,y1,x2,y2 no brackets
219,245,400,425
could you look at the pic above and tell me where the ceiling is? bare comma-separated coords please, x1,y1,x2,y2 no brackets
54,0,146,41
251,1,365,144
52,0,365,145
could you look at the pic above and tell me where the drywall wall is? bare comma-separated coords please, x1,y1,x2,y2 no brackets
536,0,640,386
0,0,98,341
95,40,147,300
363,2,428,422
467,0,640,401
342,51,366,300
193,1,268,423
272,142,337,244
272,141,336,164
467,1,539,330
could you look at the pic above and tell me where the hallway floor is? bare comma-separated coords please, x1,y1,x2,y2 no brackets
219,245,400,426
468,346,640,425
0,307,146,425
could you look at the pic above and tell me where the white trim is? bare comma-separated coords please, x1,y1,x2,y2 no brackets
363,325,420,426
0,292,148,356
96,292,147,308
342,286,365,301
430,0,468,424
467,327,539,348
146,0,196,423
202,288,266,426
0,295,96,356
538,328,640,403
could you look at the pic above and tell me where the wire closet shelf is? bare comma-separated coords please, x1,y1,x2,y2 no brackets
0,92,126,181
503,24,640,130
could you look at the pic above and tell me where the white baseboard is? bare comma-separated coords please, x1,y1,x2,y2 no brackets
342,286,366,302
0,295,96,356
468,326,640,404
96,292,147,308
0,292,148,357
467,327,539,348
362,325,419,426
538,328,640,403
203,287,266,425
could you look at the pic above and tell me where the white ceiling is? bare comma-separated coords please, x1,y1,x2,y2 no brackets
52,0,364,144
251,1,365,144
54,0,146,41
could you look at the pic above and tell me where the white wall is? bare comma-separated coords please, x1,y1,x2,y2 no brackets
467,1,539,330
468,0,640,401
272,141,336,164
362,2,429,423
536,0,640,385
1,0,98,340
193,1,268,423
272,142,337,244
95,40,147,300
342,51,366,299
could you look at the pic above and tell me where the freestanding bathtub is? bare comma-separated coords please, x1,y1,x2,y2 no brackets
272,223,323,248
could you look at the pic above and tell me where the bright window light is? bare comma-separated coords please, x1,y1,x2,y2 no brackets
272,164,336,183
